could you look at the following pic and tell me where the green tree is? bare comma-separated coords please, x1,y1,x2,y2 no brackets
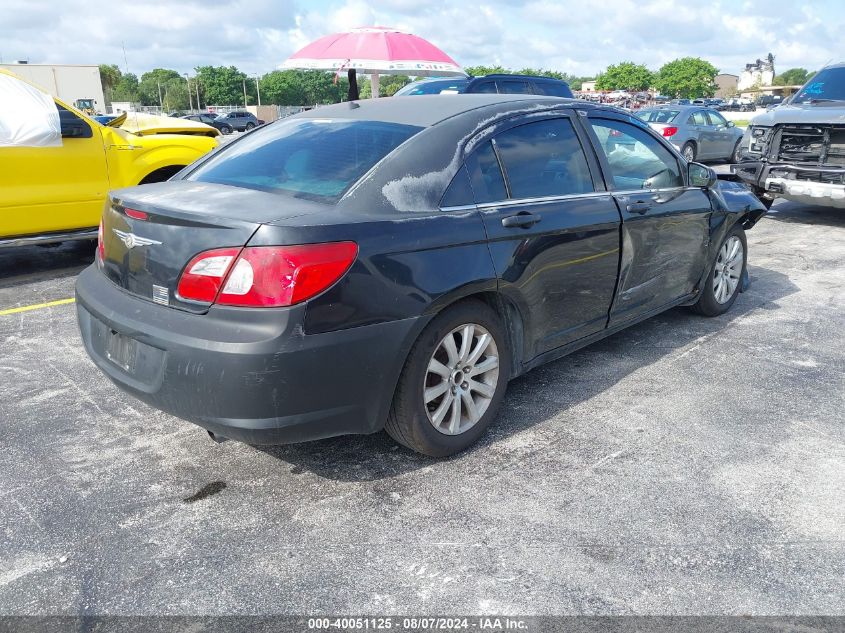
138,68,183,106
773,68,813,86
195,65,252,106
654,57,719,98
111,73,139,102
594,62,653,91
359,74,411,98
99,64,122,104
258,70,346,105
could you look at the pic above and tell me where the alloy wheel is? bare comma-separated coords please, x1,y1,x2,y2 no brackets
713,235,744,304
424,323,500,436
683,145,695,162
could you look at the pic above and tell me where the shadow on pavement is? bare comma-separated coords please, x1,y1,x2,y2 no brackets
764,201,845,227
0,240,95,289
255,264,799,482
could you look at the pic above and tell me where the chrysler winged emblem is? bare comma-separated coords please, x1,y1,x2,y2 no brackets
112,229,162,249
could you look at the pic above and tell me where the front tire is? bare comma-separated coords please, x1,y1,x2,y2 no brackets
221,125,233,135
385,300,511,457
731,139,742,163
692,225,747,317
245,122,255,131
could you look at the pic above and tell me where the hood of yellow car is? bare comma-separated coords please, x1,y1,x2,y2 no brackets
116,112,220,138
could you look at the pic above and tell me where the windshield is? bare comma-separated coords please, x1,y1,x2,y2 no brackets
187,118,422,202
636,109,679,123
791,67,845,104
395,79,469,96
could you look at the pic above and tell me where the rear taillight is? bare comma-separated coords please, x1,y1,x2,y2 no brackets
176,242,358,307
176,247,240,303
662,126,678,137
97,220,104,262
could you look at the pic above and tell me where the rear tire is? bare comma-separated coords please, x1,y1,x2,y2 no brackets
681,142,697,162
385,300,511,457
692,225,747,317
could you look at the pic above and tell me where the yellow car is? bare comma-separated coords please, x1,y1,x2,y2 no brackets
0,69,219,247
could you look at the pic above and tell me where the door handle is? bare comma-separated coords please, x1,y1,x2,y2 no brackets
501,212,541,228
626,201,651,214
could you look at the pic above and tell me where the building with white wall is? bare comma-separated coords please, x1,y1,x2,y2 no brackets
0,63,106,112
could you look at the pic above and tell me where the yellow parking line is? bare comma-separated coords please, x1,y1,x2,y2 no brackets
0,298,76,316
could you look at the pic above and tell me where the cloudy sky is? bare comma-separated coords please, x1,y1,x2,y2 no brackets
1,0,842,78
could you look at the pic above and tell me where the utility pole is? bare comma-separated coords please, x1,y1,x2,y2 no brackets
242,79,248,108
157,82,163,109
185,73,192,111
255,76,261,106
196,79,201,110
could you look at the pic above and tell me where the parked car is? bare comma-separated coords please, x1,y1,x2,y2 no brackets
76,94,766,457
756,94,784,109
670,98,691,105
636,105,744,162
735,62,845,209
0,69,218,247
183,113,233,134
395,74,573,98
720,97,755,112
214,110,263,131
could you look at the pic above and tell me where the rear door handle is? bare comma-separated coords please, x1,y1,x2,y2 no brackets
626,201,651,214
501,212,541,228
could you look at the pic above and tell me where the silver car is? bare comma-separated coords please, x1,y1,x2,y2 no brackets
636,105,744,163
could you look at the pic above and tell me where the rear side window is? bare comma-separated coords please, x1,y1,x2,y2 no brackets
589,119,683,190
465,141,507,203
473,81,498,94
188,118,421,202
499,80,531,94
493,118,594,198
688,111,708,126
533,81,573,98
637,109,679,123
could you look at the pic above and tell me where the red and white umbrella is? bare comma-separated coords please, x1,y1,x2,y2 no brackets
283,26,465,97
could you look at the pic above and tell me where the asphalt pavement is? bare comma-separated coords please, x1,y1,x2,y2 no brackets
0,200,843,615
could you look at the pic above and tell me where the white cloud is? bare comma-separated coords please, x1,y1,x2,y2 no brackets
0,0,841,78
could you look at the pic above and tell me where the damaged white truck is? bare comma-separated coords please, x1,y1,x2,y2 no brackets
734,63,845,209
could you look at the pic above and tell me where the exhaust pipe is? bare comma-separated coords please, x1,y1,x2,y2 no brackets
207,430,229,444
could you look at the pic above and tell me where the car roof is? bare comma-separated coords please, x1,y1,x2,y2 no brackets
295,94,593,128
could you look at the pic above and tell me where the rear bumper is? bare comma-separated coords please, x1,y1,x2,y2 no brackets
75,265,423,444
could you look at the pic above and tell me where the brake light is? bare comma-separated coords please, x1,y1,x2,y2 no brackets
97,220,104,262
125,208,149,221
176,242,358,307
177,248,240,303
662,126,678,137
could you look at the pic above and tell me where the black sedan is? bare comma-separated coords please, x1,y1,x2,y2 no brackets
76,95,767,457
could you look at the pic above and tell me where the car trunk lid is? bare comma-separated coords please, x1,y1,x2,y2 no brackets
100,181,324,313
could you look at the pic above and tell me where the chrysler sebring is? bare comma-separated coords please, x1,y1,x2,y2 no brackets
76,95,767,457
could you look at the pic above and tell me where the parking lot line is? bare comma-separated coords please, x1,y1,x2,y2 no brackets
0,297,75,316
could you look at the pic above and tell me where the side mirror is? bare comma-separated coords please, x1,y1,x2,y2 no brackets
689,162,717,188
727,121,735,128
60,117,91,139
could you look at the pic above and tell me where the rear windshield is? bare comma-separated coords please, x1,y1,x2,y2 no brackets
791,67,845,104
395,79,469,95
187,118,422,202
636,109,680,123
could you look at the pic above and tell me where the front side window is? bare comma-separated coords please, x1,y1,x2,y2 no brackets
493,118,594,198
473,81,498,94
188,118,421,202
589,119,683,190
